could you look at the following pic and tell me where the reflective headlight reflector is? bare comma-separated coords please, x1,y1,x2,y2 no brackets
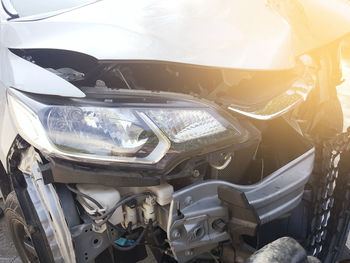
46,107,151,156
145,109,226,143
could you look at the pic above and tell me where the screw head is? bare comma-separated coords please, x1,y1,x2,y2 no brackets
185,250,193,256
192,170,200,178
212,218,226,232
172,229,181,239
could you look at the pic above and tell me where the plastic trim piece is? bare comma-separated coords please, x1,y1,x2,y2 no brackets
167,148,315,261
19,147,76,263
47,160,160,187
171,147,314,222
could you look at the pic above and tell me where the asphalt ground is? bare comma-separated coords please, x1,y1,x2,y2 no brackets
1,44,350,263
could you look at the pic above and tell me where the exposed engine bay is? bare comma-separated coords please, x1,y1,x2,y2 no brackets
12,49,303,108
15,122,314,262
1,0,350,262
5,48,335,262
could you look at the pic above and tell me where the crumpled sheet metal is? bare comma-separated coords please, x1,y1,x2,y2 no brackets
19,147,76,263
2,0,350,70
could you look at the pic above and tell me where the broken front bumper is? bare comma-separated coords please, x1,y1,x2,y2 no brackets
167,148,315,262
20,145,315,263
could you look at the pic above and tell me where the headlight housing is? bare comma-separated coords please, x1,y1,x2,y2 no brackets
7,89,246,165
227,55,317,120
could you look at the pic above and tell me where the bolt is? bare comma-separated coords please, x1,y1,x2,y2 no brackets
93,224,102,232
172,229,181,239
212,218,227,232
184,196,193,206
185,250,194,257
193,226,204,239
192,170,200,178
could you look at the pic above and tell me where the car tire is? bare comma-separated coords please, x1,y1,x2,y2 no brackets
5,191,39,263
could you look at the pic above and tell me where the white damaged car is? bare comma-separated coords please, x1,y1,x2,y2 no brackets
1,1,350,262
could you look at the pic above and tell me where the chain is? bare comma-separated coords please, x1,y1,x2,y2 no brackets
307,130,350,259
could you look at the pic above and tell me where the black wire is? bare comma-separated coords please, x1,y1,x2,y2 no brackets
91,193,150,227
66,184,153,251
93,213,113,227
66,184,111,226
89,193,148,221
112,222,151,251
66,184,104,209
66,184,149,226
106,221,125,233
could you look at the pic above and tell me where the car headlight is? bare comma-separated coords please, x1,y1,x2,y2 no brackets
7,89,245,165
228,55,317,120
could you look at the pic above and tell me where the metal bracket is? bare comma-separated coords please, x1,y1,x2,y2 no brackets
71,223,119,263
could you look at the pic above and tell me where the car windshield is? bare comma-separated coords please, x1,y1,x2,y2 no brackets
9,0,97,17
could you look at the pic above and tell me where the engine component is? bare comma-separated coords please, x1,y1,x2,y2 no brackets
46,67,85,82
142,195,156,224
123,199,138,228
147,183,174,206
76,184,123,226
167,144,314,262
167,183,230,263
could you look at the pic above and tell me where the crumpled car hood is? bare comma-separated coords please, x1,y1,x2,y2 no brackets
2,0,350,70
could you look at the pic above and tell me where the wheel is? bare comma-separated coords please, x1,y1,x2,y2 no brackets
4,191,39,263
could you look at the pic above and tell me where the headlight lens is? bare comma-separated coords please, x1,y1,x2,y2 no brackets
7,89,243,165
45,107,152,155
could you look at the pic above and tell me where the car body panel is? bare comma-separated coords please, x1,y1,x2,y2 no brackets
0,0,349,168
1,0,350,71
0,48,85,169
0,85,17,169
4,51,85,97
0,45,18,169
0,1,347,261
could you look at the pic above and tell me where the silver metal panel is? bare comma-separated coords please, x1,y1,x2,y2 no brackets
2,0,350,70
